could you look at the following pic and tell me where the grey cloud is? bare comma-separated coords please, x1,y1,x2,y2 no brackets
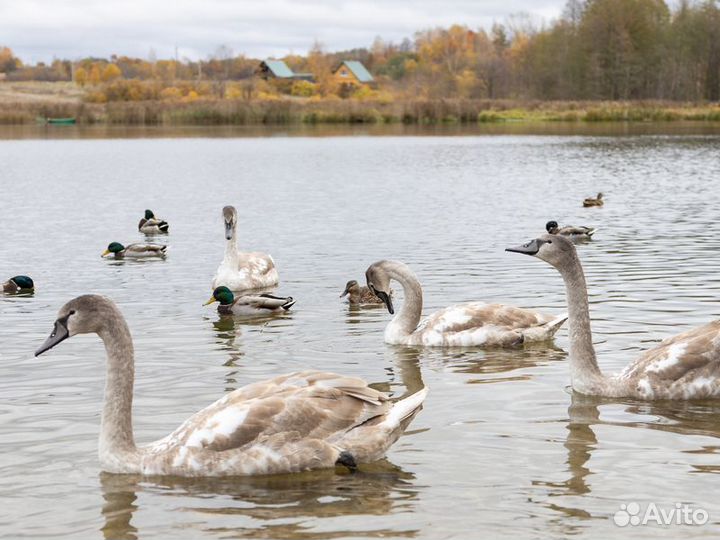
0,0,564,62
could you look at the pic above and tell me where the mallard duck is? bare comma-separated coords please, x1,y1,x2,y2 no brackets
212,206,279,292
102,242,167,259
3,275,34,293
138,209,169,234
35,294,428,476
340,280,390,306
204,286,295,316
507,234,720,399
546,221,597,240
582,193,604,207
365,260,567,347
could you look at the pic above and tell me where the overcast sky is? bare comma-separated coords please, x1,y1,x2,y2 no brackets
1,0,566,63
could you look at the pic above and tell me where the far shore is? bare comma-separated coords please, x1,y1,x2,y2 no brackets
1,82,719,126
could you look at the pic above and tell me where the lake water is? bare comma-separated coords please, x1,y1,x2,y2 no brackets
1,124,720,539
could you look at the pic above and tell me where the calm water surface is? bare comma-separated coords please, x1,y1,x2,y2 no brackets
1,126,720,539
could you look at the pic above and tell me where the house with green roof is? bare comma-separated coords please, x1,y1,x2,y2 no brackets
257,59,315,82
332,60,375,88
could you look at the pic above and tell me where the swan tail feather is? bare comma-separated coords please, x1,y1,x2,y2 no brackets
544,313,568,335
381,387,428,428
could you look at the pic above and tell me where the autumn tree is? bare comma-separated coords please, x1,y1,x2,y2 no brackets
87,64,101,85
0,46,20,72
101,63,122,82
307,41,335,95
74,66,88,86
580,0,670,99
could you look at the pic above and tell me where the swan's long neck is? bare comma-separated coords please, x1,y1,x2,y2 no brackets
385,262,423,340
98,314,137,461
558,255,606,393
224,224,239,262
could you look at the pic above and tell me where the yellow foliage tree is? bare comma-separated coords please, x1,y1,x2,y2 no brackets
0,46,20,72
101,63,122,82
306,42,335,95
290,80,316,97
160,86,182,100
88,64,101,85
74,66,88,87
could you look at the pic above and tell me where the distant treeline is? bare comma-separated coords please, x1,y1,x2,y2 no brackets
1,0,719,103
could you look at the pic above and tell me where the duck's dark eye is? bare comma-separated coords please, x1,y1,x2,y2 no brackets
547,240,553,244
69,310,76,315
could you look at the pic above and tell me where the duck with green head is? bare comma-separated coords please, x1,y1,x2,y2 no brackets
546,220,597,240
102,242,167,259
138,209,169,235
205,286,295,316
3,275,34,293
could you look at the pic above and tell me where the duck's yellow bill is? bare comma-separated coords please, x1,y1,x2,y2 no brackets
203,297,217,306
101,249,111,256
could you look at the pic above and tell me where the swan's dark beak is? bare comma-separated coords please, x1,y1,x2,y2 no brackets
506,239,542,256
375,290,394,314
224,221,233,240
35,315,71,356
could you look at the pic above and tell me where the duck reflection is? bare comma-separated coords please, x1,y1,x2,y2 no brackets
100,461,419,540
207,316,245,392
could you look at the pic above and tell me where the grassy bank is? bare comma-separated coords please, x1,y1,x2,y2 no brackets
1,84,719,125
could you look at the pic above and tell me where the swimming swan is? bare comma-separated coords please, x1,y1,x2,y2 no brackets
365,260,567,347
507,234,720,399
35,294,428,476
212,206,279,292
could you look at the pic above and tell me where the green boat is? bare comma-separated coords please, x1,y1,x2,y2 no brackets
37,117,77,125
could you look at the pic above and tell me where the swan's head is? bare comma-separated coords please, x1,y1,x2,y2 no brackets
205,286,235,306
545,221,559,234
144,209,155,220
506,233,576,269
365,262,394,314
102,242,125,257
35,295,119,356
222,206,237,240
340,280,359,298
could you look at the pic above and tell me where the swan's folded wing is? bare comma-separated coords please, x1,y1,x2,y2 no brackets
160,371,391,453
620,320,720,381
237,252,276,276
419,302,554,334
